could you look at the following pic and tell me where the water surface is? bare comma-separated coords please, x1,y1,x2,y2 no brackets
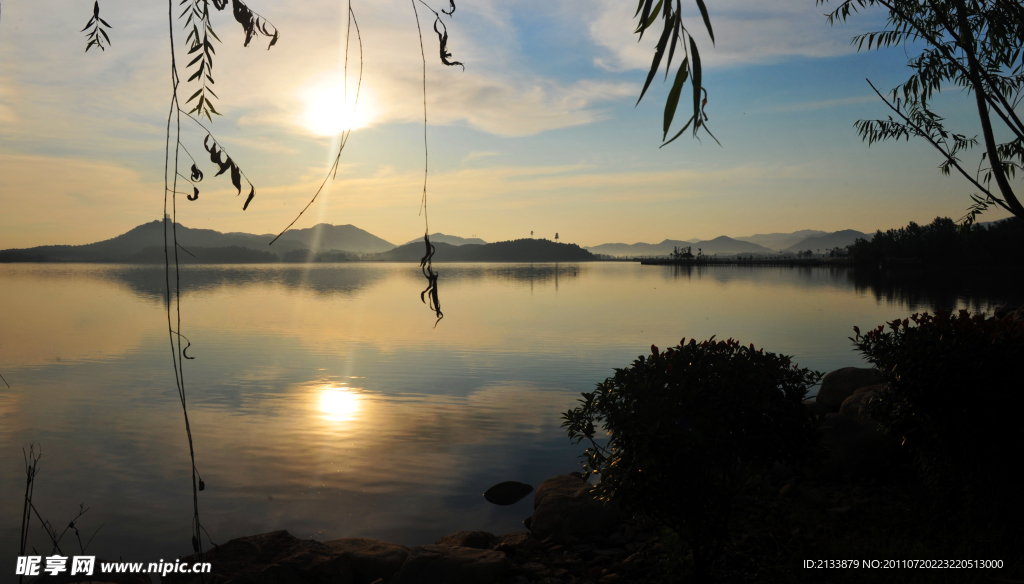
0,262,1018,575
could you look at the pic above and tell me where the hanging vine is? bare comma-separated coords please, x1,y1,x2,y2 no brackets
74,0,466,561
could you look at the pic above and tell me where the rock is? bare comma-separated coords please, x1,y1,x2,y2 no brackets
163,530,352,584
495,532,532,549
324,538,410,584
483,481,534,505
816,367,883,411
802,399,830,426
994,304,1019,319
817,413,902,480
435,531,498,550
839,389,877,418
389,545,509,584
529,475,622,541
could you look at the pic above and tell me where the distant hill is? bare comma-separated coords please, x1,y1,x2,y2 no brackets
401,233,487,247
0,220,395,262
277,223,395,253
584,239,695,257
586,237,773,257
784,229,867,253
377,238,594,262
691,236,774,255
734,230,827,251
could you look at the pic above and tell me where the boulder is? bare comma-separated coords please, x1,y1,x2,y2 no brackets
839,388,880,418
533,474,591,510
816,368,883,411
493,532,533,553
324,538,409,584
388,545,509,584
802,399,830,426
817,413,902,480
434,531,498,550
483,481,534,505
994,304,1020,319
529,475,622,540
163,530,352,584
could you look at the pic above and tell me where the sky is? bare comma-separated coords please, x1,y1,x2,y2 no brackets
0,0,1016,249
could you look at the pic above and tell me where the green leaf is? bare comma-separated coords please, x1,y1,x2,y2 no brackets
660,115,695,147
695,0,714,44
637,17,673,105
664,59,689,138
690,35,702,138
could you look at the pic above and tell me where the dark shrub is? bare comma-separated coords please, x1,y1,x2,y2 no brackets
562,338,822,578
854,310,1024,507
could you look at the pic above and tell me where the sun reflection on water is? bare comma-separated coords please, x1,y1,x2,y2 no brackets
317,384,363,423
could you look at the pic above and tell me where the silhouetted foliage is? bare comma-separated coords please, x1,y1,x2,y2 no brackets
81,1,112,52
635,0,717,146
420,234,442,326
853,310,1024,513
820,0,1024,223
563,338,822,579
848,216,1024,265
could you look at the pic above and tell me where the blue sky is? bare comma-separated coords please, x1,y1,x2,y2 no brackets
0,0,1014,248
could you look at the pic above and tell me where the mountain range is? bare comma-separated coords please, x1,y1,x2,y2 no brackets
585,229,868,257
402,233,488,246
0,221,871,262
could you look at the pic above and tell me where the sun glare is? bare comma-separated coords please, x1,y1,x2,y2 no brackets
301,79,375,136
317,385,363,423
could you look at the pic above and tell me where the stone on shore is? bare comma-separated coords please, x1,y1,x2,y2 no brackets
483,481,534,506
815,367,883,411
839,384,884,418
388,545,509,584
324,538,409,584
163,530,352,584
529,474,622,540
434,531,498,550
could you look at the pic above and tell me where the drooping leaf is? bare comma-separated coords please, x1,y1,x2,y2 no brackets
230,162,242,195
695,0,714,44
637,14,673,105
190,163,204,182
420,234,443,326
243,185,255,210
441,0,456,16
690,36,702,136
230,0,279,50
433,18,464,70
663,58,689,138
188,187,199,201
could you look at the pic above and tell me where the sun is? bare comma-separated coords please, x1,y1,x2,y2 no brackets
300,79,376,136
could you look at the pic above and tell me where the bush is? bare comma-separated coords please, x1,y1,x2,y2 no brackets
562,338,822,578
854,310,1024,507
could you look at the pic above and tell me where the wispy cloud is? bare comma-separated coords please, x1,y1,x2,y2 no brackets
587,0,866,71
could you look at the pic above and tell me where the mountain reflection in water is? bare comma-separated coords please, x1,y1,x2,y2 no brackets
0,261,1019,580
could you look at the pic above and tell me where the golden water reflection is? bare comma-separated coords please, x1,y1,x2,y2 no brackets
315,384,363,423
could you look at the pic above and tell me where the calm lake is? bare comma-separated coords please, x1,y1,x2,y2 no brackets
0,261,1019,573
